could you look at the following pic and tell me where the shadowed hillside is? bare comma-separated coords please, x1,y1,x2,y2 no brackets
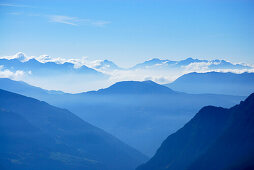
0,89,147,170
137,93,254,170
0,78,244,156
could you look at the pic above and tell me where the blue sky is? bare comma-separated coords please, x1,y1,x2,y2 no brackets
0,0,253,67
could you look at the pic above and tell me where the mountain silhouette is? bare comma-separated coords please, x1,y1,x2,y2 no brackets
87,80,176,95
165,72,254,96
137,93,254,170
0,78,244,156
0,78,65,96
0,89,147,170
73,81,243,156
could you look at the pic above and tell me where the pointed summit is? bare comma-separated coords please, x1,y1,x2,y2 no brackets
0,52,31,62
94,59,120,70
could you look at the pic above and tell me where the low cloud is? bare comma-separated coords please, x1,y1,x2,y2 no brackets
182,62,254,75
182,62,211,73
0,65,25,80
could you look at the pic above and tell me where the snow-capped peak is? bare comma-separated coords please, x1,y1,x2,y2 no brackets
35,55,67,64
0,52,32,62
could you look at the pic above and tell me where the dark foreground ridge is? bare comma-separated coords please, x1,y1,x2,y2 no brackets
0,89,147,170
137,93,254,170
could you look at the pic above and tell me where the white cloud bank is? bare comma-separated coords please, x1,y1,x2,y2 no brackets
182,62,254,75
0,65,25,80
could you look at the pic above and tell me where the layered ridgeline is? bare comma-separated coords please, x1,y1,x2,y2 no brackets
0,52,103,76
0,78,66,100
165,72,254,96
1,53,251,73
137,93,254,170
131,58,251,70
0,89,147,170
1,53,254,92
0,53,107,92
0,78,244,156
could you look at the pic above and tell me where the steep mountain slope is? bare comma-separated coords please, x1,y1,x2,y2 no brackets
189,93,254,170
137,93,254,170
165,72,254,96
0,78,244,156
0,109,96,170
0,89,147,170
0,78,64,96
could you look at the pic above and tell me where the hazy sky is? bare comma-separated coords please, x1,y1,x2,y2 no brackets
0,0,253,67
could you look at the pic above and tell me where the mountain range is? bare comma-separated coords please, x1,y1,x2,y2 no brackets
0,78,245,156
137,93,254,170
131,58,251,70
1,52,254,93
0,89,147,170
0,53,104,76
165,72,254,96
1,53,252,72
1,53,253,169
0,52,109,92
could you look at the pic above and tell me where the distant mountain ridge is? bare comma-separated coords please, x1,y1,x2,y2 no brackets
0,78,65,95
137,93,254,170
1,53,253,92
87,81,177,95
0,89,147,170
165,72,254,96
0,52,119,73
1,52,252,72
132,57,251,70
0,57,104,76
0,53,110,93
